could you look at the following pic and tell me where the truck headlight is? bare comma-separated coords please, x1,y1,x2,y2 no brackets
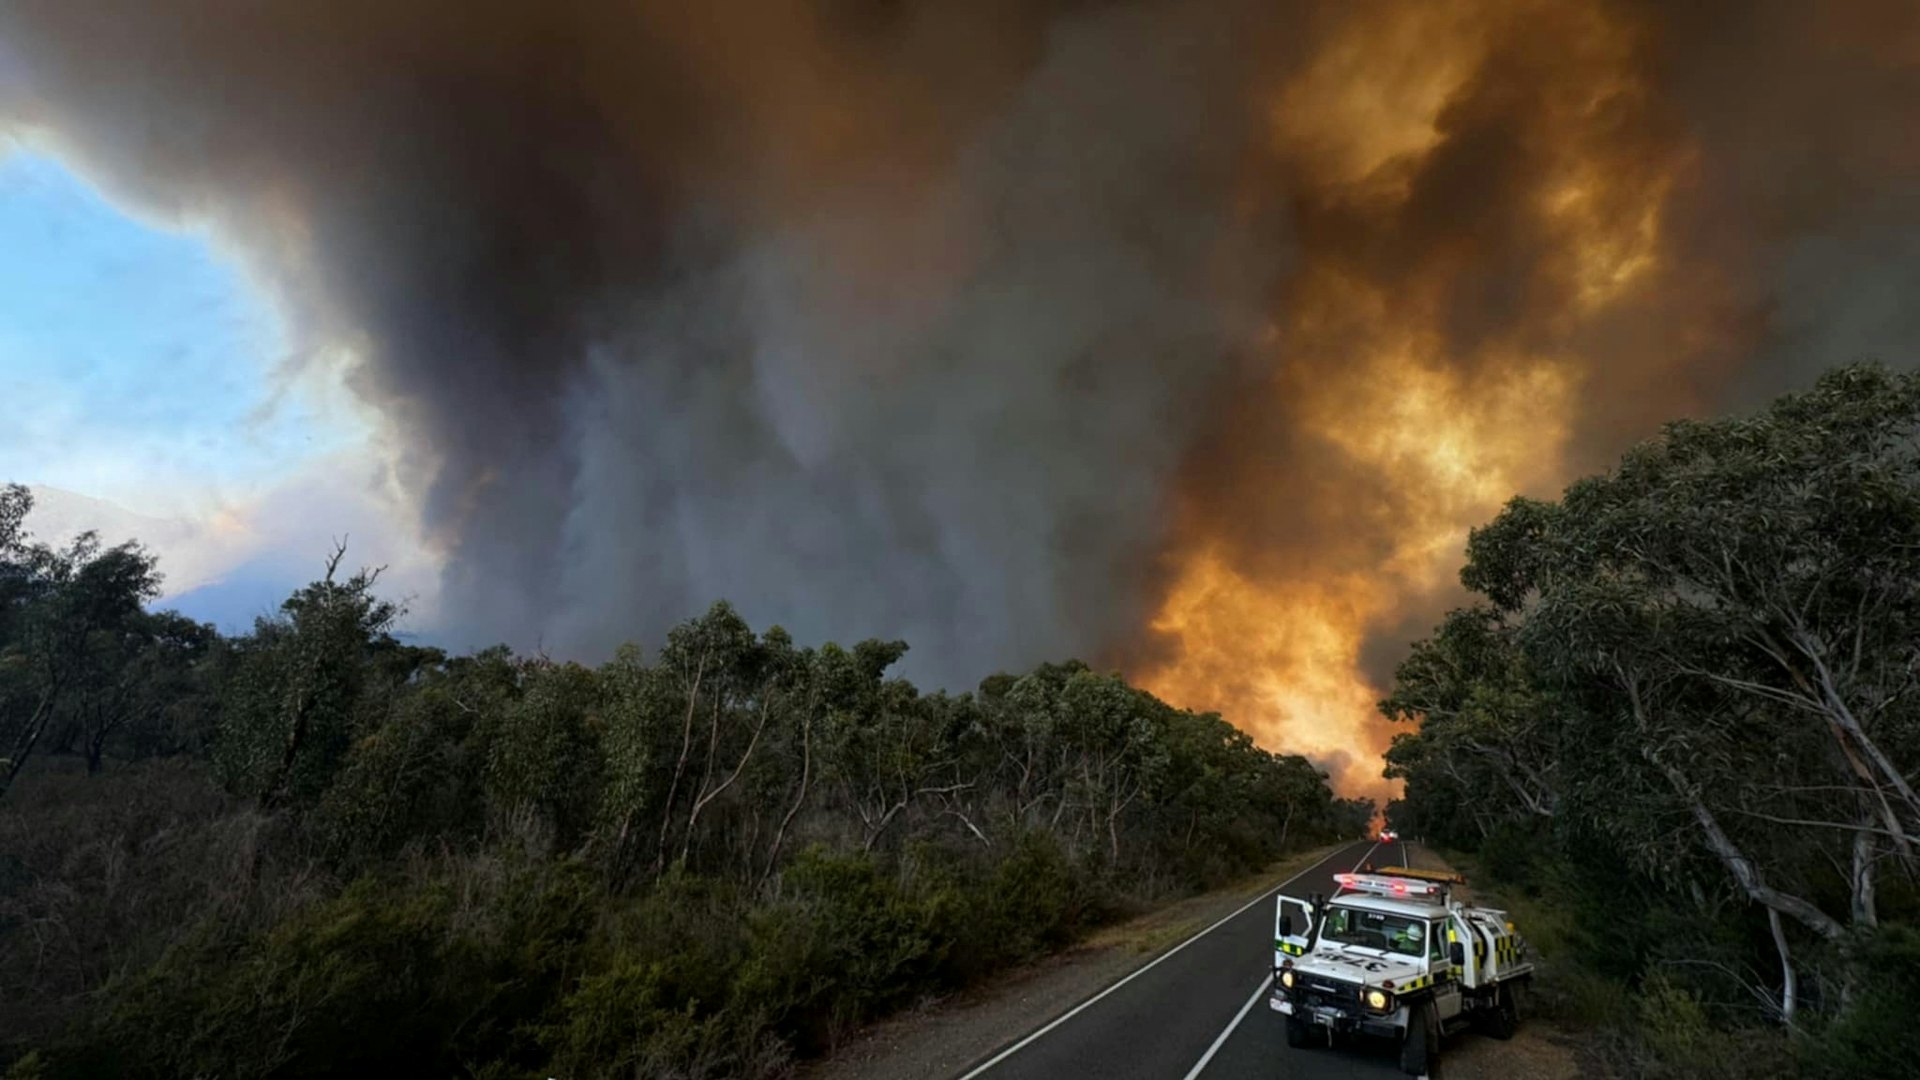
1280,970,1295,990
1365,989,1391,1011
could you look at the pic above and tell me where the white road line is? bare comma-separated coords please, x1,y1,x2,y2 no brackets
1180,838,1384,1080
954,840,1372,1080
1180,974,1271,1080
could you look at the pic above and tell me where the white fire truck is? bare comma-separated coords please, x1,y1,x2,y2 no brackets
1270,867,1531,1078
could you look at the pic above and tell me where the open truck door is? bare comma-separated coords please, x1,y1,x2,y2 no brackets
1274,893,1316,966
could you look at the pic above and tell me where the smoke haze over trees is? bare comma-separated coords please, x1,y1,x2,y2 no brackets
6,1,1920,793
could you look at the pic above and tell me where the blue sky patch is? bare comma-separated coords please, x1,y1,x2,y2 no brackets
0,145,348,516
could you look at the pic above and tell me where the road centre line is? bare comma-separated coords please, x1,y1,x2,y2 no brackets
1179,839,1385,1079
1349,840,1383,877
954,840,1375,1079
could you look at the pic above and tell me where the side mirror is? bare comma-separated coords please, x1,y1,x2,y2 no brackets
1449,942,1465,967
1279,914,1294,936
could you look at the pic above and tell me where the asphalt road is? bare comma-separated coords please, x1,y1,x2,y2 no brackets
956,838,1417,1080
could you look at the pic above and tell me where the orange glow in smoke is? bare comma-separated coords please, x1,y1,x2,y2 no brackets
1133,0,1673,805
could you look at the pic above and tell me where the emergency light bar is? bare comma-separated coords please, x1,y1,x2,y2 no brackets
1333,871,1447,899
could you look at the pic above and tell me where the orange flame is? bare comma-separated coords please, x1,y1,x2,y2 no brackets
1132,0,1677,804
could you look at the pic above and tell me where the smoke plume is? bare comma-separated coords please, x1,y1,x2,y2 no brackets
4,0,1918,800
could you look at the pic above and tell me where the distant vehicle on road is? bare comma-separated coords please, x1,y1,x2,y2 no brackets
1271,867,1531,1078
1378,828,1399,842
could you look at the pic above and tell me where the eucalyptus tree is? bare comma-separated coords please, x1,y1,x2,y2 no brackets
1382,606,1560,836
0,485,161,798
1401,364,1920,1021
213,545,399,809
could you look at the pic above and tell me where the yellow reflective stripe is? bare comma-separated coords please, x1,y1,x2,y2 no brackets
1389,971,1451,993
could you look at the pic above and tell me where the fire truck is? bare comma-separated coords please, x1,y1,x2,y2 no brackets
1270,867,1531,1078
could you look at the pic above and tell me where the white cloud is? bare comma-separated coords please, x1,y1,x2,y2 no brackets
26,446,440,634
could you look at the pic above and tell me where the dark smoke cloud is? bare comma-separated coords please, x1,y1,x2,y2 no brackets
4,0,1919,745
546,4,1294,675
1642,0,1920,417
0,0,1290,684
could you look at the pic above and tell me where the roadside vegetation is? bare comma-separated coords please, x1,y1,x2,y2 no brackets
0,485,1369,1079
1384,364,1920,1077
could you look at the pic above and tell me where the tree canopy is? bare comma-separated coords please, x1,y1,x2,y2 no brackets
1386,365,1920,1056
0,484,1364,1078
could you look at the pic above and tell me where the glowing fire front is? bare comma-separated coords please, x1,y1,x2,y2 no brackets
1133,0,1675,804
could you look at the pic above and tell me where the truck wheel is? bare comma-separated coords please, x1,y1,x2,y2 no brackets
1399,1002,1442,1078
1285,1015,1316,1049
1482,983,1520,1041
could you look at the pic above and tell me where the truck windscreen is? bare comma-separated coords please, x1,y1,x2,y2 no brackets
1321,906,1427,957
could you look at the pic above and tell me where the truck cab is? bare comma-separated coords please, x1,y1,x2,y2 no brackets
1270,868,1531,1077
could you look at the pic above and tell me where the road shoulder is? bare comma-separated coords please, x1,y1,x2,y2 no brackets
1404,845,1586,1080
800,843,1349,1080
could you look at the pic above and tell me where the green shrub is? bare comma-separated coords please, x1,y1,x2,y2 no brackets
74,879,454,1078
542,959,750,1079
985,831,1100,960
1476,821,1547,892
540,871,757,1078
1799,924,1920,1078
63,855,601,1079
739,847,941,1052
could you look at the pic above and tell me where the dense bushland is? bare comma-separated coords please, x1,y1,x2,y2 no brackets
1384,365,1920,1076
0,491,1367,1078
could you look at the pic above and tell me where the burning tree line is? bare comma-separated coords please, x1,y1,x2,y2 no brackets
0,499,1368,1077
1383,364,1920,1075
